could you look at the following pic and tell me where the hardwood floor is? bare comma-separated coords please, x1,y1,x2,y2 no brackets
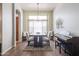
3,40,67,56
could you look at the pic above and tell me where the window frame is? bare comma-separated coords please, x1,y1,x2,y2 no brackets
28,15,48,35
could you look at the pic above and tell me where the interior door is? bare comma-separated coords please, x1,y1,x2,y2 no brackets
16,16,19,41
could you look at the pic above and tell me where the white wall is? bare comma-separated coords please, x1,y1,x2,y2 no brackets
53,3,79,36
2,3,13,54
0,4,2,43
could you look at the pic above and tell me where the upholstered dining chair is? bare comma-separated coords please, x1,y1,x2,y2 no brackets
26,32,34,46
22,32,27,41
42,31,54,46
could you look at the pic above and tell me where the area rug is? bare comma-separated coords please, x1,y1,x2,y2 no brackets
23,46,53,51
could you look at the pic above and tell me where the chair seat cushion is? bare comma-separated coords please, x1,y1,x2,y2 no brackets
27,37,34,41
29,41,34,46
43,41,47,44
42,41,50,46
43,37,49,40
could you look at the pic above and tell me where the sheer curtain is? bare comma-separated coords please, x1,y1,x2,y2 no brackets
29,16,47,35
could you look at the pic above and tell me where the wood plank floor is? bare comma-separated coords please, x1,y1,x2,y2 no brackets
3,40,67,56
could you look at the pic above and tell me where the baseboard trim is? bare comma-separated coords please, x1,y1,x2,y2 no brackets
2,46,13,55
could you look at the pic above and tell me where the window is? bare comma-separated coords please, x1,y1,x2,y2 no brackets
29,16,47,20
29,16,47,35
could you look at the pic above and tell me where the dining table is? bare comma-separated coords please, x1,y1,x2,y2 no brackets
34,35,43,47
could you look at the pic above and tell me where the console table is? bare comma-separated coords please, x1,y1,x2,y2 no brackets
54,34,73,55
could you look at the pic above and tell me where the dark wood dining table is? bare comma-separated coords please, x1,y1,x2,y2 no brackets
34,35,43,47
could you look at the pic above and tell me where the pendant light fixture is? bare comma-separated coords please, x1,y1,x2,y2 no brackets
37,3,39,20
36,3,40,35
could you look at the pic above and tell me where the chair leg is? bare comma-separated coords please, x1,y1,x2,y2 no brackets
55,41,57,48
59,43,61,54
28,41,30,46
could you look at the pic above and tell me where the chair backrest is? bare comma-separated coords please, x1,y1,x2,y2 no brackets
47,31,54,39
48,31,53,36
26,32,29,40
22,32,26,36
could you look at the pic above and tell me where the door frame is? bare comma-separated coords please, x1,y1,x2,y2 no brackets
15,9,21,45
13,4,22,47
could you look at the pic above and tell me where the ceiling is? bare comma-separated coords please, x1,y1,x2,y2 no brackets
16,3,59,11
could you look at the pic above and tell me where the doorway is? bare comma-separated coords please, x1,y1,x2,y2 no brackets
16,16,19,42
16,10,20,44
